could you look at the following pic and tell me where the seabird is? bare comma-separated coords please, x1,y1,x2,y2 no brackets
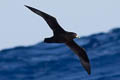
25,5,91,75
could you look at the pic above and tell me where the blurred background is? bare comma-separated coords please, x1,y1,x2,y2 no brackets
0,0,120,50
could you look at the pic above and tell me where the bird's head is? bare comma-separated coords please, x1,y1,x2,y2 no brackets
68,32,80,39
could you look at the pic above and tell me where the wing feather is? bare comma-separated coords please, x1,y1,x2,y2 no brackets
65,40,91,74
25,5,65,33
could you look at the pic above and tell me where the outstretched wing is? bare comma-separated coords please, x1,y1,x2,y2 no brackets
65,40,91,75
25,5,65,33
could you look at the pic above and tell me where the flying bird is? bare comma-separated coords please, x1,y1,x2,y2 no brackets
25,5,91,75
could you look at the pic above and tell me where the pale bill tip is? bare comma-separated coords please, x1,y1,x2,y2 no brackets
76,35,80,38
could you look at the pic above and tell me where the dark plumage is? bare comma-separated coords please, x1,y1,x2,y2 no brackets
25,5,91,74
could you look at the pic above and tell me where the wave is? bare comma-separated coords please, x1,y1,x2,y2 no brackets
0,28,120,80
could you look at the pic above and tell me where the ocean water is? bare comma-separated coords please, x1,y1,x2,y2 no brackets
0,28,120,80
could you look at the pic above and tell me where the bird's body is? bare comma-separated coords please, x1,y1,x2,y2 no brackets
45,32,77,43
25,5,91,75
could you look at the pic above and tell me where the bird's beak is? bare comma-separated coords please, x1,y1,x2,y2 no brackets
76,35,80,38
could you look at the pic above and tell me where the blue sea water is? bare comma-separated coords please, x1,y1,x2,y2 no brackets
0,28,120,80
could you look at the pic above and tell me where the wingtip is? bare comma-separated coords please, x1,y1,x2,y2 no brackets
24,5,31,9
81,59,91,75
79,48,91,75
24,5,40,15
79,52,91,75
24,5,28,8
86,63,91,75
24,5,27,7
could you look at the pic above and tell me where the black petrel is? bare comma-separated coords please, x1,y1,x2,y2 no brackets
25,5,91,75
